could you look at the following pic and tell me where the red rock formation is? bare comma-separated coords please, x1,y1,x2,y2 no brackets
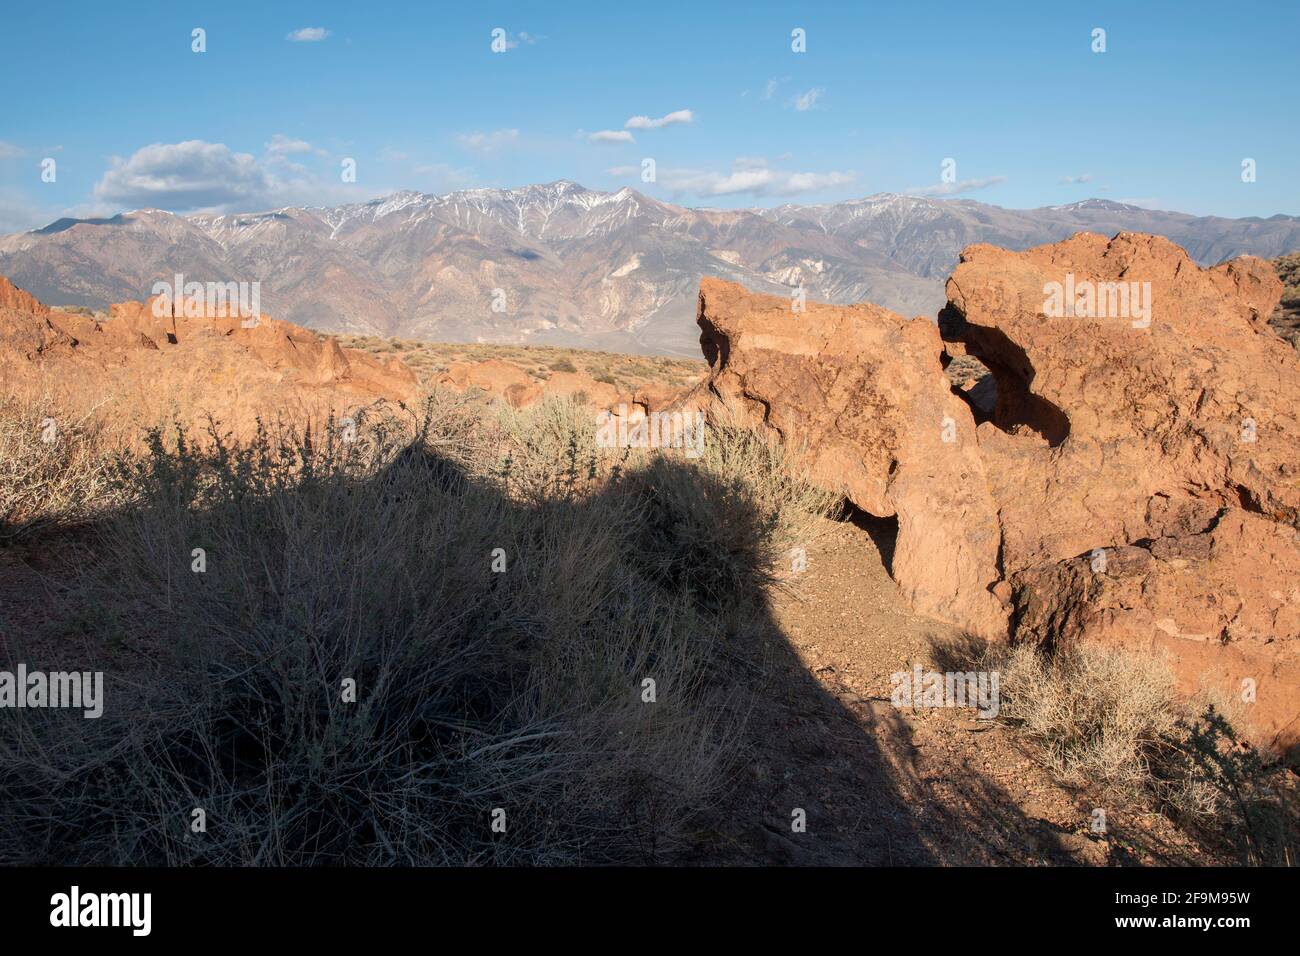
689,277,1009,639
0,276,50,316
944,233,1299,749
0,280,419,438
1012,508,1300,752
944,232,1295,572
689,235,1299,749
543,370,620,409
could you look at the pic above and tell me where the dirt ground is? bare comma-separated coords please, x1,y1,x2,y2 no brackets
679,513,1226,866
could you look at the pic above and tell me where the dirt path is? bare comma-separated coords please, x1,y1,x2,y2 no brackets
687,514,1219,866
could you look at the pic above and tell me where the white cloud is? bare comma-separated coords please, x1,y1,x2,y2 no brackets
287,27,330,42
1059,173,1093,184
792,88,824,111
95,141,270,209
455,129,520,154
624,109,694,130
633,157,854,198
762,77,788,100
92,139,355,212
0,141,25,159
905,176,1007,197
265,134,318,157
589,130,635,144
496,31,542,50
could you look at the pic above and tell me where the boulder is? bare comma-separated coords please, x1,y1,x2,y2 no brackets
438,359,541,408
1012,508,1300,753
944,232,1296,574
941,232,1300,751
544,370,620,409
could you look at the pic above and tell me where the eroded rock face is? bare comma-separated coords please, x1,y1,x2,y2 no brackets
944,232,1296,574
0,282,419,437
691,238,1299,749
1012,508,1300,752
941,232,1299,749
0,276,50,316
691,276,1008,639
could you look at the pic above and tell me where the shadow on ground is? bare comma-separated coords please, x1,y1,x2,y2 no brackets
0,433,1223,865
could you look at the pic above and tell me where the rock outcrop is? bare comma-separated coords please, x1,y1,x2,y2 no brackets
944,232,1296,573
937,232,1299,751
0,276,50,316
0,283,419,438
692,234,1299,750
437,359,542,408
1012,508,1300,751
691,277,1008,639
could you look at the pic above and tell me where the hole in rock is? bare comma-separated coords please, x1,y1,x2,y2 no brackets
944,352,997,425
957,327,1071,447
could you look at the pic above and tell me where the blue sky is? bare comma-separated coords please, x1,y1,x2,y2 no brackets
2,0,1296,231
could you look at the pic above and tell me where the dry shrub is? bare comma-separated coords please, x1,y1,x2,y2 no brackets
994,642,1182,791
620,424,840,612
991,640,1298,863
0,393,125,540
0,393,834,865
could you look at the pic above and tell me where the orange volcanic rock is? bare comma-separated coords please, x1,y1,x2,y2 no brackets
542,370,620,409
438,359,541,408
690,276,1008,640
631,383,690,414
0,280,419,438
943,232,1299,750
690,235,1299,750
943,232,1295,574
1012,508,1300,753
0,276,49,316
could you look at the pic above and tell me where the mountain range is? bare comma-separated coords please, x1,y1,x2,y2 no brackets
2,181,1298,356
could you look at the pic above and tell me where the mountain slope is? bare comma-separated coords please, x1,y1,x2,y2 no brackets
3,183,1297,356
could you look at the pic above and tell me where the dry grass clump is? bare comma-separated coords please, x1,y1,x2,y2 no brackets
0,392,832,865
0,394,125,541
994,642,1183,791
990,640,1297,864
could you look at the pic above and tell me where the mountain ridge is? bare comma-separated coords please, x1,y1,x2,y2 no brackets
3,181,1298,356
